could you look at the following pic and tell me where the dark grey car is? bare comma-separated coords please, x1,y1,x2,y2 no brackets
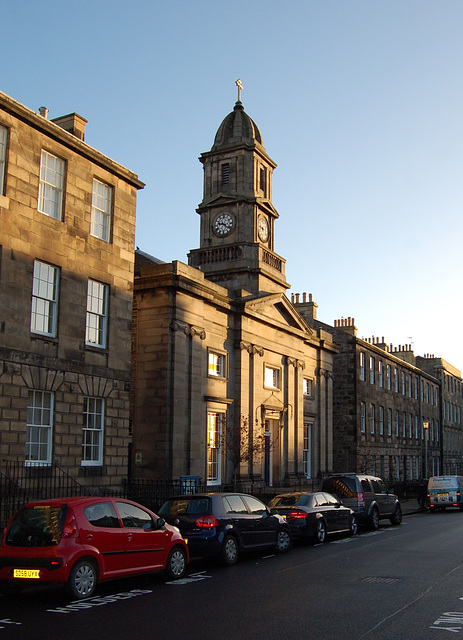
322,474,402,529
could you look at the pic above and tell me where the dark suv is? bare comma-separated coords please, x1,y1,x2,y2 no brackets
322,474,402,529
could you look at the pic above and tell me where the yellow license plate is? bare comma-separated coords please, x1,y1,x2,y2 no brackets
438,493,449,497
13,569,40,579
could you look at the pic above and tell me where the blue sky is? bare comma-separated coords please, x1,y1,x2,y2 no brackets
3,0,463,370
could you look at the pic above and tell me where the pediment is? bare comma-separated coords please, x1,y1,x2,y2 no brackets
198,194,240,208
243,293,314,334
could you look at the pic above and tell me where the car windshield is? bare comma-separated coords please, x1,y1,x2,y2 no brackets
5,505,67,547
268,494,307,507
159,498,210,516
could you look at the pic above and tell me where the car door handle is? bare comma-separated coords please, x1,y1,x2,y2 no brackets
127,533,133,541
86,534,93,541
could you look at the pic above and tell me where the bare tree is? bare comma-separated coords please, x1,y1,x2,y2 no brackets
221,414,278,489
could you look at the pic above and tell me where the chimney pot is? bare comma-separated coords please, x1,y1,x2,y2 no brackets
38,106,49,118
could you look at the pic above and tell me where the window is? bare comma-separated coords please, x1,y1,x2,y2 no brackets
402,412,406,437
396,410,400,437
30,261,59,336
408,374,412,398
82,397,104,466
91,179,112,242
86,280,108,348
379,406,384,435
378,361,384,388
208,352,226,378
409,413,413,439
221,163,230,185
303,378,313,397
386,364,391,390
0,124,7,195
116,502,153,529
38,150,65,220
303,423,312,478
84,502,119,528
259,167,267,195
369,357,375,384
394,368,399,393
370,404,375,434
401,372,406,395
359,352,366,381
360,402,366,433
207,412,223,484
26,390,53,464
264,366,280,389
388,408,392,436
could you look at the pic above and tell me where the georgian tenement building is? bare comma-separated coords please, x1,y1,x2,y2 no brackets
0,90,144,487
131,95,337,488
293,294,441,482
415,356,463,475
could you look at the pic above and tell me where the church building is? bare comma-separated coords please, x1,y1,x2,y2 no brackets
132,88,337,488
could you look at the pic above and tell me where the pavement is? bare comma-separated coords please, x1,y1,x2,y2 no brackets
401,498,423,515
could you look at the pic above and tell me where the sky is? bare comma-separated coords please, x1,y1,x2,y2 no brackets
3,0,463,370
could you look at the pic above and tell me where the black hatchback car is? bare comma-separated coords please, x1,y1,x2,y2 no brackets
159,493,292,565
268,491,357,543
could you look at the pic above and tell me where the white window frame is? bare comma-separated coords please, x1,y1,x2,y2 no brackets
86,280,108,348
30,260,59,337
303,378,313,397
38,150,65,220
264,365,280,390
26,390,53,464
303,422,312,479
82,397,104,466
208,351,226,378
91,178,113,242
0,124,7,195
207,411,223,485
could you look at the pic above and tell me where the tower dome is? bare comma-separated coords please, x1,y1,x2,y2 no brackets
212,100,263,150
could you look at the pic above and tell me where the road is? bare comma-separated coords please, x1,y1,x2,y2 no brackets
1,510,463,640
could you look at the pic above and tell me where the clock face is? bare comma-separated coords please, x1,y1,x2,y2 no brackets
258,216,269,242
213,212,234,237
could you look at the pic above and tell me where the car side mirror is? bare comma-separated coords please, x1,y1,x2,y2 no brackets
156,517,165,529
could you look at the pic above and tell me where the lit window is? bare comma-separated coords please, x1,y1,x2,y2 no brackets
0,125,7,195
38,150,65,220
82,397,104,466
207,412,223,484
30,260,59,337
264,366,280,389
303,378,313,397
86,280,108,348
26,390,53,464
208,352,225,377
91,179,112,242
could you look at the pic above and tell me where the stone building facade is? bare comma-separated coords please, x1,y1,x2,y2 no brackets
131,97,337,488
294,294,441,481
0,90,144,487
415,356,463,475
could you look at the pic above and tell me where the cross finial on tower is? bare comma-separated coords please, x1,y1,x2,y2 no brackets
235,79,243,102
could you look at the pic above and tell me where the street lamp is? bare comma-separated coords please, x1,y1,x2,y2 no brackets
423,421,429,478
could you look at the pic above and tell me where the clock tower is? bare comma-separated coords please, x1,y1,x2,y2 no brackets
188,82,288,296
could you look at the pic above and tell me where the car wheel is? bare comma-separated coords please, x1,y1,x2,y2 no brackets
314,519,326,544
67,559,97,599
220,534,239,566
0,581,25,596
349,514,358,536
275,528,292,553
369,507,380,530
390,505,402,526
165,546,187,580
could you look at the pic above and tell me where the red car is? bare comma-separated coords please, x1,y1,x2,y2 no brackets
0,496,188,599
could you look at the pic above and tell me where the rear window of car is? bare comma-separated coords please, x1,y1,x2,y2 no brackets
6,505,67,547
159,498,210,516
268,494,307,508
323,477,357,499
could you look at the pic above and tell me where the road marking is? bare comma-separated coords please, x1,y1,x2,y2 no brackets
166,571,212,585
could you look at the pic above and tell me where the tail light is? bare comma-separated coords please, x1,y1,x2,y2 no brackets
61,509,77,538
195,515,219,528
357,492,365,508
287,511,306,520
